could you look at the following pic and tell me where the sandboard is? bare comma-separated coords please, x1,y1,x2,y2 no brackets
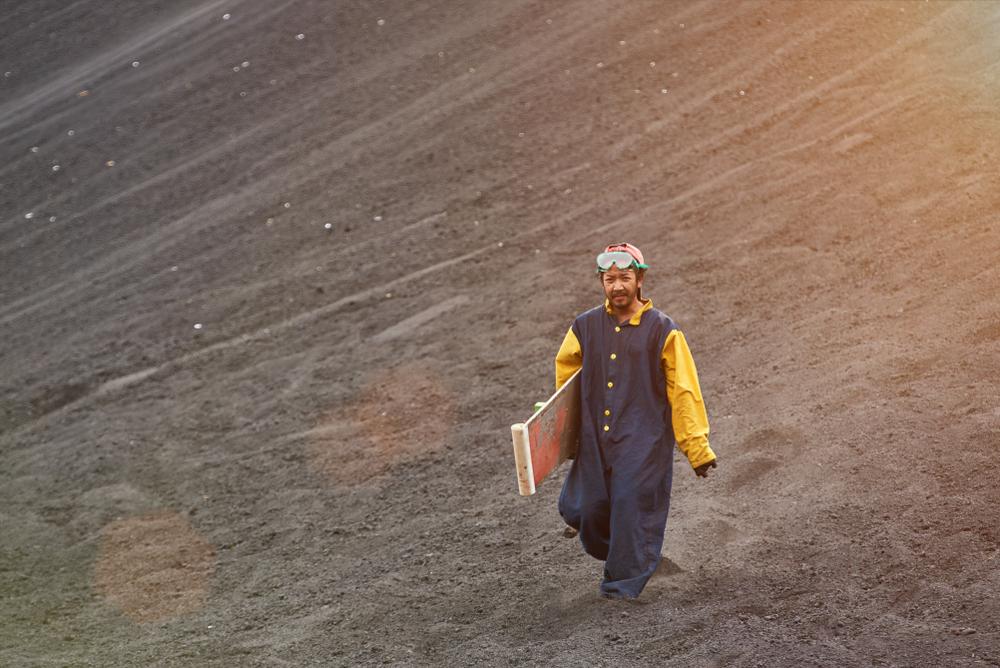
510,369,581,496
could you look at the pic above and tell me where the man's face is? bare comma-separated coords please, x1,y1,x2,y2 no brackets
600,265,643,309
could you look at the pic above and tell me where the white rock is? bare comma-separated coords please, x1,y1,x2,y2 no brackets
49,216,57,222
296,33,305,40
24,212,34,219
67,129,76,136
222,13,231,20
241,61,250,68
131,61,141,68
106,160,116,167
30,146,39,153
324,222,333,230
52,165,60,172
283,202,291,208
193,323,203,330
373,215,382,221
377,18,385,26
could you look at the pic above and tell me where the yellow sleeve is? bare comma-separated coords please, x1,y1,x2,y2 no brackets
555,327,582,390
661,330,715,470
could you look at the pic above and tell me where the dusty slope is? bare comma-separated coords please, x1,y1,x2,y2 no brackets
2,0,1000,665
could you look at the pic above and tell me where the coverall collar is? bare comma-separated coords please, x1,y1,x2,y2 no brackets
603,297,653,326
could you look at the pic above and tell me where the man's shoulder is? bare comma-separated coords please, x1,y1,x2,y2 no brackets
645,306,678,332
573,304,607,322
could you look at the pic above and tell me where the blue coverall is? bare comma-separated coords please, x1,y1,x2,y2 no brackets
555,298,714,598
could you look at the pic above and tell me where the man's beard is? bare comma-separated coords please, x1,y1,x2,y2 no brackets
608,289,635,306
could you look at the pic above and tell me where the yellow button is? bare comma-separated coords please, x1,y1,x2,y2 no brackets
603,425,610,432
607,381,613,388
614,326,621,332
604,409,610,416
610,353,617,360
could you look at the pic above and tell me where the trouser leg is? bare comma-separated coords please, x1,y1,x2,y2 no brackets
558,452,612,561
599,456,673,598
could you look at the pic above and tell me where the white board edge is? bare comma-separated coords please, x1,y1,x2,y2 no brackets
510,422,535,496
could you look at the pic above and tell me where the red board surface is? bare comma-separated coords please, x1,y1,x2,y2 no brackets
511,370,580,495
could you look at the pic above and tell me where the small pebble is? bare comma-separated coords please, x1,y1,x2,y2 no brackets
296,33,305,40
67,129,76,136
193,323,203,330
131,61,140,68
324,222,333,230
49,216,57,222
106,160,116,167
222,13,231,20
30,146,39,153
373,215,382,221
377,18,385,26
283,202,291,208
24,212,34,220
52,165,60,172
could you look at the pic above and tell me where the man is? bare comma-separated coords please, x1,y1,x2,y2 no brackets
555,242,716,599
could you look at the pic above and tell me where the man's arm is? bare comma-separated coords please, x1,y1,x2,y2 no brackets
555,327,582,390
661,329,716,475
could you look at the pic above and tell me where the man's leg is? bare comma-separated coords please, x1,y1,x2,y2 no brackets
559,464,611,561
599,455,673,599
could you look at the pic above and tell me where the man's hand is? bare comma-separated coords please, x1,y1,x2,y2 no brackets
694,459,717,478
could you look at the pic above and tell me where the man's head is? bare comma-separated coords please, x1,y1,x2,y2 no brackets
596,242,647,309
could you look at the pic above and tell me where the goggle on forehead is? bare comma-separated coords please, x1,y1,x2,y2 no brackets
596,250,649,273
